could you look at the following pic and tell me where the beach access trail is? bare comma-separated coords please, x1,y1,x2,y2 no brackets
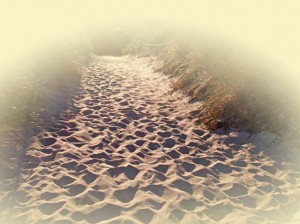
2,56,300,224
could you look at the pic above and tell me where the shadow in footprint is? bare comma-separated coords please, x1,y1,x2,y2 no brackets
167,150,181,159
105,159,124,167
192,168,218,179
114,185,138,203
145,184,166,197
88,190,105,201
162,138,176,148
148,142,160,150
40,192,58,201
212,163,232,174
179,146,190,154
61,161,78,170
39,137,57,146
40,148,53,154
145,126,155,133
192,158,211,167
66,137,81,143
158,131,172,138
224,183,248,197
75,164,87,173
135,140,146,146
68,184,86,196
135,131,146,137
15,191,32,203
54,176,75,188
171,179,193,195
107,165,139,180
182,162,196,172
154,165,169,173
170,209,185,222
253,174,284,186
134,209,154,224
38,201,65,215
82,171,98,184
203,203,233,222
86,204,123,223
147,200,165,210
57,130,72,137
82,109,93,116
179,198,198,211
193,129,205,136
126,144,137,153
232,160,247,167
123,165,140,180
90,152,109,160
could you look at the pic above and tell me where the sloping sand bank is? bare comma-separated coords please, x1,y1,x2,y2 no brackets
1,56,300,224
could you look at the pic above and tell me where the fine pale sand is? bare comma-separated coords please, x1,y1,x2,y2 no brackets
1,56,300,224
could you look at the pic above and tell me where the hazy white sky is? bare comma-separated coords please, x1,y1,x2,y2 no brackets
1,0,300,82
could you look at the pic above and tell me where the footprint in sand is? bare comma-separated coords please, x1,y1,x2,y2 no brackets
39,137,57,146
4,56,300,224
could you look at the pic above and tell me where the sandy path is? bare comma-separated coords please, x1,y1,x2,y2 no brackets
1,56,300,224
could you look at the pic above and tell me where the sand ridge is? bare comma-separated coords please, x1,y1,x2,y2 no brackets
1,55,300,224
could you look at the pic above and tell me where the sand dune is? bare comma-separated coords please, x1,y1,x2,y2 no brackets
1,55,300,223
